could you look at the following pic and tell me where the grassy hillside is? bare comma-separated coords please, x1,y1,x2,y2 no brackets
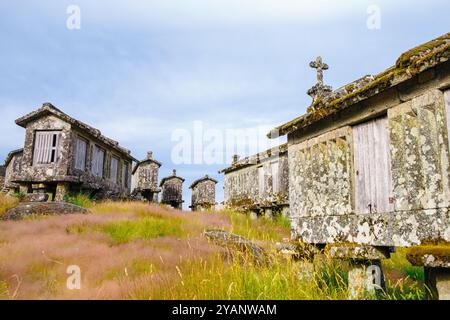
0,195,425,300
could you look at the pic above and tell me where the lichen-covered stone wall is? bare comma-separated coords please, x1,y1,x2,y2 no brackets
289,126,353,220
133,162,160,192
191,178,217,211
223,148,289,211
388,90,450,211
0,166,5,191
4,151,22,193
161,175,184,209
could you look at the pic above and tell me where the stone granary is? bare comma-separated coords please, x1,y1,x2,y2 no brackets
160,169,185,209
268,33,450,299
2,149,23,194
220,144,289,219
131,151,162,202
189,175,218,211
8,103,136,201
0,165,5,191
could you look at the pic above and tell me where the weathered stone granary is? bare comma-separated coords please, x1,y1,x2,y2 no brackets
268,33,450,299
189,175,218,211
160,169,185,209
220,144,289,218
131,151,162,202
9,103,136,201
0,165,5,191
3,149,24,194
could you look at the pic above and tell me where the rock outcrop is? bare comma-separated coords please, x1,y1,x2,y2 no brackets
2,202,89,221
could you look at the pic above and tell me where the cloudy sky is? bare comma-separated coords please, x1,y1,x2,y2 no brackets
0,0,448,208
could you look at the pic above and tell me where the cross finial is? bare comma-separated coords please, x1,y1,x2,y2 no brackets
310,56,329,86
307,56,333,106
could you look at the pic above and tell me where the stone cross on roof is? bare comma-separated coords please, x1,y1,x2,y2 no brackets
307,56,333,106
310,56,328,86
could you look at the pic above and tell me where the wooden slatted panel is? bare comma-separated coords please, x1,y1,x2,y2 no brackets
271,161,279,193
33,131,60,165
110,157,119,184
353,116,394,214
75,138,87,170
92,146,105,178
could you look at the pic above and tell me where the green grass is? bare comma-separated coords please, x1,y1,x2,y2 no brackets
0,280,9,298
65,193,94,208
101,217,184,244
225,211,290,242
102,259,157,283
67,216,185,245
129,251,424,300
383,248,424,281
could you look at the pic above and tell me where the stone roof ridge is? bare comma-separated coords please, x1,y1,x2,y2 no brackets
190,175,218,189
160,169,185,186
15,103,136,161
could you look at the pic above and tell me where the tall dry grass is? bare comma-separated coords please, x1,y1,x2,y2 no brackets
0,194,19,219
0,200,425,300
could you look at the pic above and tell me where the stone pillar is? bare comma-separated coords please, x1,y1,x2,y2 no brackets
19,184,29,195
407,249,450,300
264,208,273,220
281,206,290,218
329,245,389,300
249,211,258,220
276,242,321,281
55,183,69,202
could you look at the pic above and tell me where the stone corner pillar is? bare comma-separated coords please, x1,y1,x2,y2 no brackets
407,247,450,300
276,241,323,281
264,207,273,220
329,245,390,300
55,182,70,202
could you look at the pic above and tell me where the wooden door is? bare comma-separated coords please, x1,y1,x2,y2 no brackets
353,116,394,214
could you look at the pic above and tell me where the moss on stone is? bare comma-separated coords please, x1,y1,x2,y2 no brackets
406,244,450,266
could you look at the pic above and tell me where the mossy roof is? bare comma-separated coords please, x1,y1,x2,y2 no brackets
16,103,137,161
131,158,162,175
189,175,218,189
220,143,288,174
160,173,185,186
268,32,450,138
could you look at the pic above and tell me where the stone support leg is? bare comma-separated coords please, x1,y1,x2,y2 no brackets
264,208,273,221
55,183,69,202
329,245,389,300
424,267,450,300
